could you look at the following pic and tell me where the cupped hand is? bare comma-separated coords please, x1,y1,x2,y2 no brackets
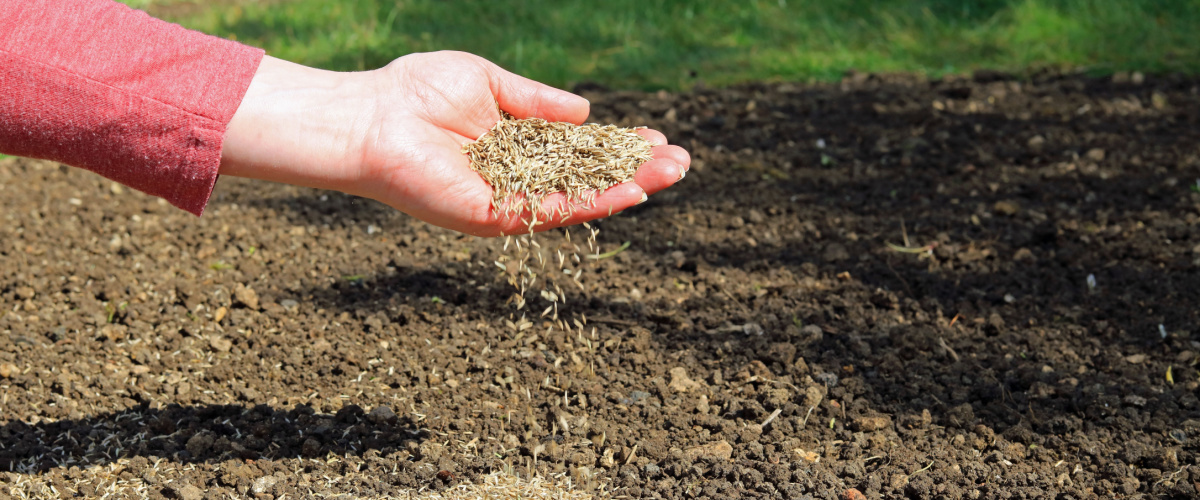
220,52,690,237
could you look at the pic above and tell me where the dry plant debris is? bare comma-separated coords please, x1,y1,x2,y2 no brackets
463,112,652,226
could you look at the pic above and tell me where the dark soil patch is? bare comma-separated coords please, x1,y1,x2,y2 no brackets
2,71,1200,498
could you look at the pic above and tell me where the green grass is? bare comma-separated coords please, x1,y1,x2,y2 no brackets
138,0,1200,91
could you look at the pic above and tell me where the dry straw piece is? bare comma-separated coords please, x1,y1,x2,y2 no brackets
463,112,653,228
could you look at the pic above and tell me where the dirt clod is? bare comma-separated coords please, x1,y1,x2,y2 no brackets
682,440,733,462
853,414,893,432
667,367,701,393
209,335,232,353
234,283,259,309
794,448,820,463
368,405,398,425
252,475,278,494
100,324,127,342
168,482,204,500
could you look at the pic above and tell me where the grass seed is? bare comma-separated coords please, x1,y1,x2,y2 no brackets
467,113,651,337
463,112,652,226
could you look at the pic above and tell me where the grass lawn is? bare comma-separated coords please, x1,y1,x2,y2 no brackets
133,0,1200,91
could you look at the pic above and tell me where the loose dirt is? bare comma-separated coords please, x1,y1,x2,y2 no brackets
2,71,1200,499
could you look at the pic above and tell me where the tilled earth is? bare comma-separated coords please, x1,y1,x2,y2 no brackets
3,72,1200,499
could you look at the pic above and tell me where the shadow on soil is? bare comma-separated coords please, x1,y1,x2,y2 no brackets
0,403,424,473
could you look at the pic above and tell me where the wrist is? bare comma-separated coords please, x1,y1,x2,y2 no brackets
219,56,375,194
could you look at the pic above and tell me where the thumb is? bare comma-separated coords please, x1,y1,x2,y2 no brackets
484,61,590,125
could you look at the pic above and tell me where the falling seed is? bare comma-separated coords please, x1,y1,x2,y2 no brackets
468,114,652,319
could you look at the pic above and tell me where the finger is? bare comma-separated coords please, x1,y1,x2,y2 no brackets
483,62,590,125
488,183,646,236
651,144,691,169
636,128,667,146
633,158,686,196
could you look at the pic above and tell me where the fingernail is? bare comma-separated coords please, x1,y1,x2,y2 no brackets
636,192,648,204
679,166,687,181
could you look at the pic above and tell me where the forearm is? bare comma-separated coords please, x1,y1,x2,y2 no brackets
219,56,375,196
0,0,262,215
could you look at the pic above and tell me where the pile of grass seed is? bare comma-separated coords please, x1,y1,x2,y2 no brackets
464,112,651,319
463,112,652,226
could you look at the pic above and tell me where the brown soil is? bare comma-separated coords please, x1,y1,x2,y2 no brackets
3,71,1200,499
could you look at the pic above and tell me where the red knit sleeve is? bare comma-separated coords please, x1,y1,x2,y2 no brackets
0,0,264,216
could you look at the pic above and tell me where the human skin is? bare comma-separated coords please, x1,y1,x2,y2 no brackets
218,52,691,237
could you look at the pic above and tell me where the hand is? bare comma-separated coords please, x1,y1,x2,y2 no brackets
219,52,690,236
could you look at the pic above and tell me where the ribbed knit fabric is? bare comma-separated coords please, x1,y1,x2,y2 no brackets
0,0,264,215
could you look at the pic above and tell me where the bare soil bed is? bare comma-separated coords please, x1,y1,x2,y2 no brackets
2,72,1200,499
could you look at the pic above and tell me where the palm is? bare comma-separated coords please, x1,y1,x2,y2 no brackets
359,52,689,237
